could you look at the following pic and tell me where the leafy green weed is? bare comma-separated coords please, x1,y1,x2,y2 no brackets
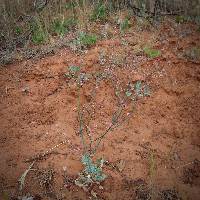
75,153,106,188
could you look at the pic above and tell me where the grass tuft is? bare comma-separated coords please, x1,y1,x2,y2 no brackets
143,47,161,59
91,3,107,21
30,20,48,44
120,17,131,33
76,32,97,48
52,17,77,36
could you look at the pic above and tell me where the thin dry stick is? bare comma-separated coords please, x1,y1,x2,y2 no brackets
76,75,134,155
18,161,35,190
85,124,93,152
92,98,136,155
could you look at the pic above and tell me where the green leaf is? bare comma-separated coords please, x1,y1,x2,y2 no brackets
94,173,107,181
126,90,132,97
81,154,92,165
135,80,142,96
69,66,80,73
15,26,22,35
80,154,107,183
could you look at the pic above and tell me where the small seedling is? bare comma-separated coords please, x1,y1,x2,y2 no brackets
15,26,22,35
52,19,67,36
125,81,150,100
69,65,80,74
143,47,161,59
65,65,81,79
32,29,47,44
65,66,92,86
75,154,106,187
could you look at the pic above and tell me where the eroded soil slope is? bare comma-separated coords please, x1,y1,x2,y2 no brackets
0,19,200,200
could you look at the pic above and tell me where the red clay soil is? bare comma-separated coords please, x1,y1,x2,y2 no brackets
0,19,200,200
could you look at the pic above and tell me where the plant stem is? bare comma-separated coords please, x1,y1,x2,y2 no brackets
92,105,124,155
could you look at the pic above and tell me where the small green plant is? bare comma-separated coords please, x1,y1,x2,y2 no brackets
69,65,81,74
125,80,150,100
73,70,151,190
75,154,106,187
31,21,48,44
64,65,81,79
64,65,91,86
15,26,22,35
120,18,130,33
143,47,161,59
52,18,77,36
32,28,47,44
52,19,66,36
76,32,97,48
91,3,107,21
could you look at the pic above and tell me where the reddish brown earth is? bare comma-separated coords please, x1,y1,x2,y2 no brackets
0,19,200,200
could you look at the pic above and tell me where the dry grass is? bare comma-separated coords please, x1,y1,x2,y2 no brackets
0,0,199,65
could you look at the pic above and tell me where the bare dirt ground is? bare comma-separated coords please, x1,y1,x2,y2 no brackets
0,18,200,200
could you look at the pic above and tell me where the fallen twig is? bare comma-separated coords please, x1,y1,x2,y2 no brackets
18,161,35,191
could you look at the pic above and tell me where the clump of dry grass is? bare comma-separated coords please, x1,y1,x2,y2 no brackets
0,0,199,66
1,0,198,48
